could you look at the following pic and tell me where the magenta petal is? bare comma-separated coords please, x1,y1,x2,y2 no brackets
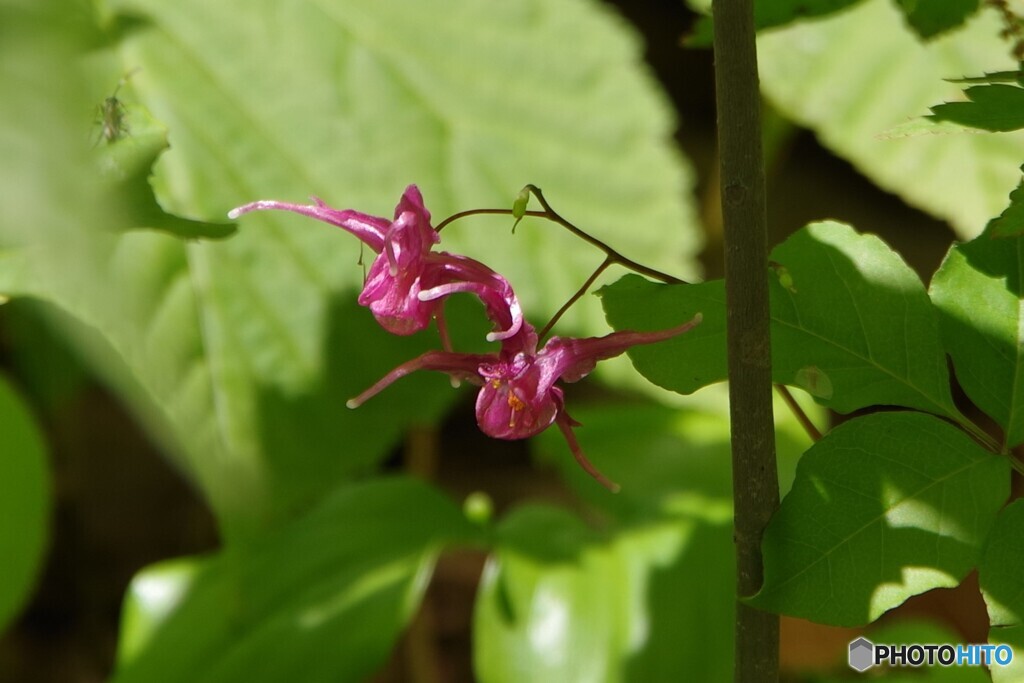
422,254,526,343
474,360,560,440
554,411,620,492
358,255,436,335
542,313,703,383
228,198,389,252
348,350,491,409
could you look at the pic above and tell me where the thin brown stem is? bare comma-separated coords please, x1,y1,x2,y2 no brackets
520,185,687,284
773,384,822,442
435,208,548,233
434,199,687,285
539,257,614,340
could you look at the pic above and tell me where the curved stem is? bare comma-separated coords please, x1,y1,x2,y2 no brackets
539,257,613,341
435,208,547,233
435,196,688,286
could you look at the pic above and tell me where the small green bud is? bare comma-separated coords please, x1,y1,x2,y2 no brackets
463,491,494,525
511,186,531,233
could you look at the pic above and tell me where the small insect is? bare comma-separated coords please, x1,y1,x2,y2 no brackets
94,68,140,145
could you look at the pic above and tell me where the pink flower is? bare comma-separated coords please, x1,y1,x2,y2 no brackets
229,185,523,343
347,314,703,491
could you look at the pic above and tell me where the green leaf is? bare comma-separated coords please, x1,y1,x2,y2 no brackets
597,276,724,396
930,83,1024,132
113,477,478,683
0,374,50,632
3,0,699,537
769,221,956,416
988,165,1024,238
602,222,958,418
979,500,1024,682
473,504,734,683
895,0,980,40
930,230,1024,447
96,106,235,240
109,0,700,331
751,412,1008,626
757,0,1021,238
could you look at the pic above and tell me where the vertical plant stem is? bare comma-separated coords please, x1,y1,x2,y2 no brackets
712,2,781,681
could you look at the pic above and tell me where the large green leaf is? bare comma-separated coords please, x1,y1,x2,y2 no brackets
2,0,699,537
602,222,959,419
112,477,478,683
109,0,700,328
751,411,1008,626
930,231,1024,448
473,504,734,683
0,374,50,633
768,221,956,415
757,0,1023,238
979,500,1024,682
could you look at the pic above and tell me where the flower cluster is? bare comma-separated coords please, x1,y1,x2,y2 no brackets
230,185,700,491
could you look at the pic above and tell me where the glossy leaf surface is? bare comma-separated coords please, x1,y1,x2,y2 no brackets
752,412,1008,626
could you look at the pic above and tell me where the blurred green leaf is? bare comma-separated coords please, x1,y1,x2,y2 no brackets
752,412,1008,626
113,477,479,683
930,231,1024,447
602,222,958,419
473,504,734,683
3,0,700,538
0,374,50,633
757,0,1021,238
979,500,1024,682
109,0,700,331
895,0,980,39
96,105,235,239
930,83,1024,132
